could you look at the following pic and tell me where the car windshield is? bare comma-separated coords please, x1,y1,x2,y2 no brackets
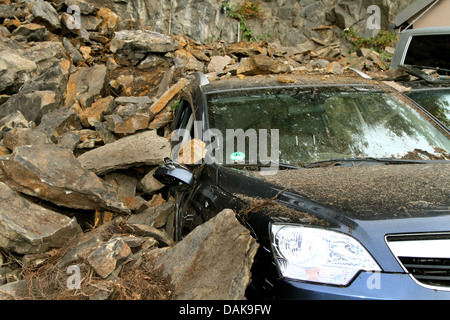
408,89,450,127
206,86,450,165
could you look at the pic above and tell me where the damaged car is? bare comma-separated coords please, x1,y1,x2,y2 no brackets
154,72,450,300
391,26,450,127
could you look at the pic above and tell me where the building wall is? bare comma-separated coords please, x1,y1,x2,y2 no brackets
413,0,450,28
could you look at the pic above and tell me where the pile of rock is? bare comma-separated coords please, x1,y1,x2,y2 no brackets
0,0,264,300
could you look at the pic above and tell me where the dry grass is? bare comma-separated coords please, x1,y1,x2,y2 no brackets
14,222,175,300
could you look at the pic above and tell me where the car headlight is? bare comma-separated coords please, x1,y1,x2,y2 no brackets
271,224,381,286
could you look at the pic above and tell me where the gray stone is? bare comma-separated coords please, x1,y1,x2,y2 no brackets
0,280,28,300
0,50,37,95
105,113,151,135
62,38,84,65
2,128,51,151
65,64,107,108
1,91,58,125
53,0,95,15
104,172,138,198
87,236,132,279
115,96,153,105
125,224,174,247
21,42,66,75
37,108,83,138
0,144,130,213
127,201,175,228
94,121,116,144
11,23,49,42
0,182,82,255
0,60,70,123
57,131,81,150
140,167,165,194
237,55,291,75
153,209,259,300
31,0,61,31
111,30,177,54
207,55,233,73
77,130,171,175
0,111,30,139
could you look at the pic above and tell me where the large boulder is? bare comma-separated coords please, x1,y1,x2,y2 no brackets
111,30,177,54
77,130,171,175
0,182,82,255
153,209,259,300
110,30,177,66
0,144,130,213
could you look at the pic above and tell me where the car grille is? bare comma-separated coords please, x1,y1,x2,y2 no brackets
398,257,450,287
386,233,450,290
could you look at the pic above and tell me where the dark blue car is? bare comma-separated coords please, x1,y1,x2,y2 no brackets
155,72,450,300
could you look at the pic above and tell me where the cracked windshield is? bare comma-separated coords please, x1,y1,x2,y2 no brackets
207,87,450,165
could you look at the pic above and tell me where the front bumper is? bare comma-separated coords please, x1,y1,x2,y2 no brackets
273,272,450,300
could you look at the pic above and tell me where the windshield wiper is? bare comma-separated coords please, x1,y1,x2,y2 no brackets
304,157,449,168
225,161,302,170
399,65,450,84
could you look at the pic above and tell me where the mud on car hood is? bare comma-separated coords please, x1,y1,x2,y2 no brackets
243,163,450,220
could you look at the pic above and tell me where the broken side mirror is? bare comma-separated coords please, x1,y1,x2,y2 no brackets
153,158,194,191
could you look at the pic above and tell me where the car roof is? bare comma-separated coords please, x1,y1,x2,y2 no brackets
199,73,383,94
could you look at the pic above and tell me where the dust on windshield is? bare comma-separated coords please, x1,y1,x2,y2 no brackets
207,86,450,165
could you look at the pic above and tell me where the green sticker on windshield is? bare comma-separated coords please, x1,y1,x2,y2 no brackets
230,152,246,162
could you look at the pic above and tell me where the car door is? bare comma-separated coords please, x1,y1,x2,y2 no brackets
170,97,233,241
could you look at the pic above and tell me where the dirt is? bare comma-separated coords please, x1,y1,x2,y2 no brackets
244,163,450,219
205,72,376,92
237,193,329,226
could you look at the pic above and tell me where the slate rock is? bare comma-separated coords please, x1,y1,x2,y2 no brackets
78,96,115,128
111,30,177,54
21,42,67,75
11,23,49,42
0,60,70,123
140,167,165,194
0,50,37,95
65,64,107,108
153,209,259,300
0,182,82,255
87,236,132,279
37,108,83,138
2,127,51,151
77,130,171,175
31,0,61,31
127,201,175,229
0,111,30,139
0,144,130,213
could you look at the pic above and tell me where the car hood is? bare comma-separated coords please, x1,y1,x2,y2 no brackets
242,163,450,220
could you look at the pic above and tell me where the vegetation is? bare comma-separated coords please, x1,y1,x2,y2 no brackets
342,27,398,70
342,27,397,53
222,1,262,41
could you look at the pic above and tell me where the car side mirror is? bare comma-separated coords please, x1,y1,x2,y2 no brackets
153,158,194,190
